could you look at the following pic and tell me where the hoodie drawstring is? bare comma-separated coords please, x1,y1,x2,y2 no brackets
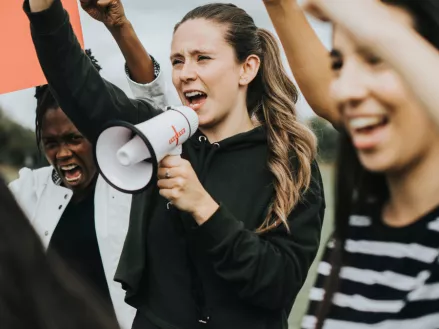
199,141,220,184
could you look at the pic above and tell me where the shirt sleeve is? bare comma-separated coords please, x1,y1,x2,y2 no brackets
124,56,172,109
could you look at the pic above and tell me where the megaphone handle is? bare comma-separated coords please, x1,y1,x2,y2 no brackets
168,145,182,157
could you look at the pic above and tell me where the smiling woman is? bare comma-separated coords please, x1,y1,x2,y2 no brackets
283,1,439,328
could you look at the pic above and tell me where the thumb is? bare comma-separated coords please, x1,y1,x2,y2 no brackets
96,0,114,9
79,0,92,6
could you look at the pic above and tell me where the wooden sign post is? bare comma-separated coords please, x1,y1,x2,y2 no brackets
0,1,84,95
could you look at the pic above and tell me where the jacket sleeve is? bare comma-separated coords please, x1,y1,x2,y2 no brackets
193,161,325,311
125,59,173,110
23,0,163,144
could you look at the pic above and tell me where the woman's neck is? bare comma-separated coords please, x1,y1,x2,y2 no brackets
384,146,439,227
200,103,255,143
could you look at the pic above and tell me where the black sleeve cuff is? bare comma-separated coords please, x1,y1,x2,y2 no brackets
194,204,244,249
23,0,67,35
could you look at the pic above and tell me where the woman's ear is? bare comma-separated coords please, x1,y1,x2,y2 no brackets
239,54,261,86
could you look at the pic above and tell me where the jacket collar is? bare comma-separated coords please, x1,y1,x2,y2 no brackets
51,169,62,186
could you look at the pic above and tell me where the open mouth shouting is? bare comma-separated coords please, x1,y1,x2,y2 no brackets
347,114,390,150
59,163,83,186
184,90,207,111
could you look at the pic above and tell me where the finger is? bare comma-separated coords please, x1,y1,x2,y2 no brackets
157,178,184,190
97,0,113,6
79,0,93,7
159,188,179,201
159,188,171,201
157,167,168,180
96,0,114,11
157,167,175,180
160,155,183,168
157,166,185,180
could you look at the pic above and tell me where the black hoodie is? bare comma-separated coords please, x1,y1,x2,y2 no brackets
24,1,325,328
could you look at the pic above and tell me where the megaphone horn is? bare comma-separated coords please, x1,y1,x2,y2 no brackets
94,106,199,194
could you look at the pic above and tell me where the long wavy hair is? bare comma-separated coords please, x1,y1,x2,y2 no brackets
315,1,439,328
174,3,317,233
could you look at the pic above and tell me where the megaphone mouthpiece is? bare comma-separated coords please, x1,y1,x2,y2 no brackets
116,135,151,166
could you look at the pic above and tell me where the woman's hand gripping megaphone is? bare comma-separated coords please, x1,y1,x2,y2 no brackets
154,105,217,224
157,155,219,225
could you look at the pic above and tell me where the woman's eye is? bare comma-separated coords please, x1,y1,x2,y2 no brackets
70,136,83,144
359,49,383,66
172,59,183,66
198,55,211,61
331,59,343,71
44,142,57,149
366,54,382,66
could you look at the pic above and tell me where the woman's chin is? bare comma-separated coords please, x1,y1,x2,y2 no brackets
198,115,217,129
358,150,399,174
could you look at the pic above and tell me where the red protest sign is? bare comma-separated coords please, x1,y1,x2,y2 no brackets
0,1,84,95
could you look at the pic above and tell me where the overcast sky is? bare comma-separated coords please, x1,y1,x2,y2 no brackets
0,0,331,130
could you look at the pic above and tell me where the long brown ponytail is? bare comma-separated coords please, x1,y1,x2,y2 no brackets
255,28,317,232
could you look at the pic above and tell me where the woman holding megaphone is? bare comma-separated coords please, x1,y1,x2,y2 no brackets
24,0,325,328
263,0,439,328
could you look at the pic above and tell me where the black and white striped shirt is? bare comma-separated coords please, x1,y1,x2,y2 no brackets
302,205,439,329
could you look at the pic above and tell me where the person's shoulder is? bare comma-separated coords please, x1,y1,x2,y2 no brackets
18,166,53,180
9,166,54,191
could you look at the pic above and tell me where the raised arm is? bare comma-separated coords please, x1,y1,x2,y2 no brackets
26,0,162,144
303,0,439,130
80,0,154,83
263,0,339,126
81,0,171,108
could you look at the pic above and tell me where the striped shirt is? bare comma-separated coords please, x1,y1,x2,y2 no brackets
302,205,439,329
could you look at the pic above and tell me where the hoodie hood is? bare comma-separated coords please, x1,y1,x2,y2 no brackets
185,126,268,183
189,125,267,150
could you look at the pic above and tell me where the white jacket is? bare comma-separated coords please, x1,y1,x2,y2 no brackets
9,69,170,329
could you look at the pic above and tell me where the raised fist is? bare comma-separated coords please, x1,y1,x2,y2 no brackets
80,0,127,28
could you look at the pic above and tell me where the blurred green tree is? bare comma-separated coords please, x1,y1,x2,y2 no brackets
309,116,339,163
0,108,40,168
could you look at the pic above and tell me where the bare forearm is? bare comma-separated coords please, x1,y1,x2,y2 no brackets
264,0,338,125
29,0,54,11
108,21,155,84
370,23,439,128
332,4,439,129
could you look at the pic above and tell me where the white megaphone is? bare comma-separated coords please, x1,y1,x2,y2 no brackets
94,105,199,193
